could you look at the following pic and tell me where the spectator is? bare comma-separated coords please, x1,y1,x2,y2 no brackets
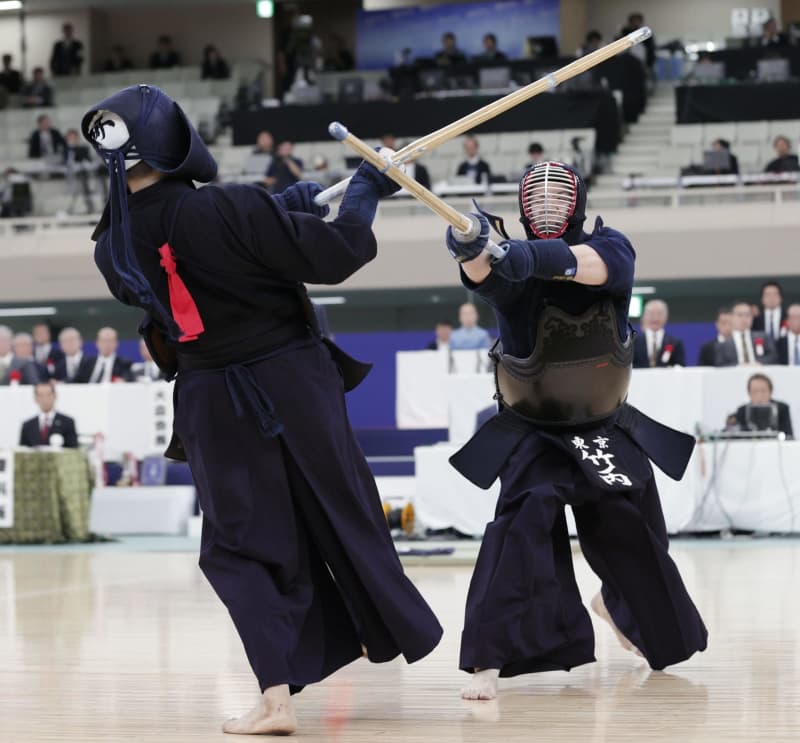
83,327,132,384
456,135,492,185
777,303,800,365
732,373,793,438
0,326,41,385
527,142,545,169
309,155,343,189
0,168,32,218
130,338,166,381
63,128,93,166
202,45,230,80
381,133,397,150
32,322,64,372
450,303,491,350
50,23,84,77
752,280,785,339
149,35,181,69
633,299,686,368
12,332,48,382
103,45,133,72
28,115,66,160
393,139,431,190
243,130,274,178
264,140,303,193
620,12,655,69
426,320,453,350
0,54,22,94
578,30,603,56
473,33,507,63
758,18,788,47
21,67,54,108
19,381,79,448
697,307,737,366
323,33,354,71
55,327,90,383
435,32,467,67
728,300,777,365
764,136,800,174
707,138,739,175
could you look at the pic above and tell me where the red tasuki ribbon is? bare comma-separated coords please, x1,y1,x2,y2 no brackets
158,243,204,343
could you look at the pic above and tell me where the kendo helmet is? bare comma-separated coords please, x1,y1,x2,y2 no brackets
518,161,587,243
81,84,217,181
80,85,217,342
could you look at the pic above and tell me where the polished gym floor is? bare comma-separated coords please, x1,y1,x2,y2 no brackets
0,539,798,742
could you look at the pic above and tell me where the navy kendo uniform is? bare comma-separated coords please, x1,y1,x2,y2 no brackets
446,162,707,678
82,85,442,694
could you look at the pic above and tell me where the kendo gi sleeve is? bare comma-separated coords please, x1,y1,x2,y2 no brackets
223,184,377,285
583,221,635,297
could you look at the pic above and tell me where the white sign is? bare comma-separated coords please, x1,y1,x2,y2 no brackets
0,450,14,528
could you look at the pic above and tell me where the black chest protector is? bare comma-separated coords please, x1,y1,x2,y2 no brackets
492,300,633,427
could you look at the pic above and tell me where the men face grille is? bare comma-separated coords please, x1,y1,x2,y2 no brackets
520,161,578,238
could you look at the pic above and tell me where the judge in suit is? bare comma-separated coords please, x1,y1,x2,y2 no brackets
32,321,65,376
752,281,785,341
130,338,167,381
727,301,778,365
697,307,738,366
53,326,93,383
0,326,43,385
777,303,800,366
633,299,686,368
81,327,133,383
19,382,79,448
733,373,793,439
426,320,452,350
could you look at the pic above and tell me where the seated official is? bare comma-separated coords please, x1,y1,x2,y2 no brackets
450,303,491,350
697,307,737,366
130,338,167,381
426,320,453,350
19,381,79,448
82,326,133,383
456,135,492,185
731,373,793,438
764,136,800,174
777,303,800,365
633,299,686,367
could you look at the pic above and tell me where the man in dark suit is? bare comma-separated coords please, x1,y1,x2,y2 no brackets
11,332,48,382
50,23,83,76
633,299,686,368
456,135,492,185
697,308,738,366
130,338,167,381
28,115,66,160
32,322,65,377
53,326,92,383
764,136,800,174
426,320,452,350
733,373,793,438
752,281,785,340
81,326,133,383
0,54,23,94
19,382,79,448
149,35,181,69
776,303,800,365
728,301,778,365
0,326,43,385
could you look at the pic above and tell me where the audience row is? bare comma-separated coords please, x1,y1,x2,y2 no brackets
0,324,162,386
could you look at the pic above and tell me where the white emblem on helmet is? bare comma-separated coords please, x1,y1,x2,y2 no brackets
87,110,131,151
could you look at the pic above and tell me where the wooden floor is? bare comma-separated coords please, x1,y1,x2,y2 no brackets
1,540,799,742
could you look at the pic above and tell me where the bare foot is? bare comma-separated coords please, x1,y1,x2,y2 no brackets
461,668,500,700
591,593,643,658
222,684,297,736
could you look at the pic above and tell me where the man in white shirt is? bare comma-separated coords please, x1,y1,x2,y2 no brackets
777,304,800,365
449,303,492,350
32,321,64,371
728,301,777,365
752,281,785,341
56,327,86,382
86,326,132,384
0,326,43,384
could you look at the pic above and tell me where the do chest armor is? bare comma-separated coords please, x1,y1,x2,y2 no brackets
492,301,633,427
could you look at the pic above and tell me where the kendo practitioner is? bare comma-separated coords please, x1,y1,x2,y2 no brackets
443,160,708,700
81,85,442,734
